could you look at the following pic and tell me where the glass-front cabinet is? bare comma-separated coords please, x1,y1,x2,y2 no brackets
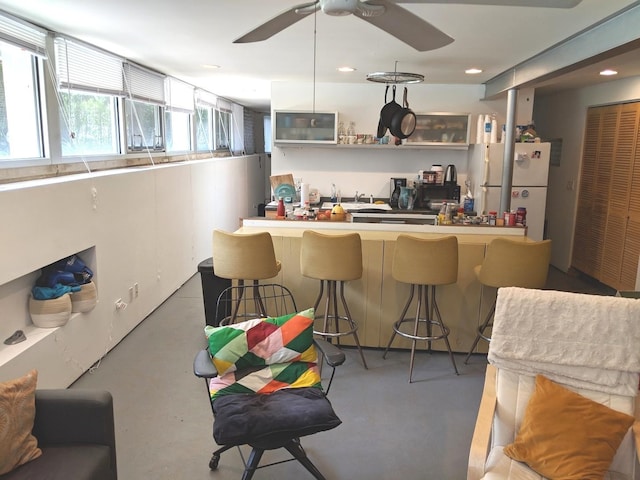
274,111,337,144
404,113,470,146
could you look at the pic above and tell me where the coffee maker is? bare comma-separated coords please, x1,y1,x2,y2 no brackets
389,178,407,208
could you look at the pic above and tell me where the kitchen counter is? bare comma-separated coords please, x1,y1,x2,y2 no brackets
243,217,527,237
236,221,531,354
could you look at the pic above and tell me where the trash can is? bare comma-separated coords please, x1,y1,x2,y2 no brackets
197,257,231,326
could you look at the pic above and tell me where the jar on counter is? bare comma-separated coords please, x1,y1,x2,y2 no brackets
488,211,497,226
430,165,444,185
516,207,527,226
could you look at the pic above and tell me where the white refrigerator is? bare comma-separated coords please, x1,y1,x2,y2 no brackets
467,142,551,241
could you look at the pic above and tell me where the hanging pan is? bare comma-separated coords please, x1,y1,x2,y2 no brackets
389,87,416,140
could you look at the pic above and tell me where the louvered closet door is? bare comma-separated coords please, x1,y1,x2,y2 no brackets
572,109,601,276
621,112,640,289
601,103,639,290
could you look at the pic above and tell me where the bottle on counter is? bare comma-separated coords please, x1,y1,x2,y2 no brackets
277,197,285,217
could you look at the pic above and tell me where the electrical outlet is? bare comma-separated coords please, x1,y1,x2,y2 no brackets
115,298,127,311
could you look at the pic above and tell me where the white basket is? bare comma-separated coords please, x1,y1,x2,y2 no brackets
70,281,98,313
29,294,72,328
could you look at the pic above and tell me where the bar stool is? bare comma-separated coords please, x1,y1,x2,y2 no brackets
464,238,552,364
212,230,281,324
383,235,459,382
300,230,368,369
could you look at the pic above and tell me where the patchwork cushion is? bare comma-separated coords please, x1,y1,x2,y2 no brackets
208,362,322,400
503,374,635,480
205,308,316,376
212,387,341,446
0,370,42,475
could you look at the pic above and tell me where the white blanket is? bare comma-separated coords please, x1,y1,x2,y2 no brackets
487,287,640,396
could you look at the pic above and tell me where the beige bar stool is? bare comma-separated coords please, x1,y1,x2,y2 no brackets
212,229,281,324
383,235,459,382
300,230,368,369
464,238,552,364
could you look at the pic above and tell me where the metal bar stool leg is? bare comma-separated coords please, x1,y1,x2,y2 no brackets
430,285,459,375
408,285,424,383
464,301,497,364
339,281,368,369
230,280,246,324
383,285,416,357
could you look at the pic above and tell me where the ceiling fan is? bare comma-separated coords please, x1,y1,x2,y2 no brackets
233,0,583,52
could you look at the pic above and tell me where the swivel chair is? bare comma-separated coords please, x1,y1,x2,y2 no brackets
382,235,459,382
300,230,368,369
464,238,551,364
212,229,281,324
194,285,345,480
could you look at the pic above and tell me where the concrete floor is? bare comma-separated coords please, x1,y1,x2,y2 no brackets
70,266,615,479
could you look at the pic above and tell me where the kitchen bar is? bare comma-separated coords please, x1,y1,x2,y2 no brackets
237,219,531,354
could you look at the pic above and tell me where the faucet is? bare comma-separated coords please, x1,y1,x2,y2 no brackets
354,191,364,202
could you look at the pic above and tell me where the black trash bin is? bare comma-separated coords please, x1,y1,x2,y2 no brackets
197,257,231,326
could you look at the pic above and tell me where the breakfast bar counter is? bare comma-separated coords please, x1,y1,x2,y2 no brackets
235,218,531,354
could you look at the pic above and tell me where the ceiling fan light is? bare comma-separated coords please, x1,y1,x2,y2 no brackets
322,0,358,16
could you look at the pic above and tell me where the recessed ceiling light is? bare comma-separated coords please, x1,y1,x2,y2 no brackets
465,68,483,75
599,69,618,76
202,64,220,69
337,67,356,72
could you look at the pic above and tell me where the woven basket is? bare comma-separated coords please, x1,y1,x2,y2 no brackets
29,294,72,328
70,281,98,313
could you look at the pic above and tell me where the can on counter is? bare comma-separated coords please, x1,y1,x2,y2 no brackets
516,207,527,226
504,211,516,226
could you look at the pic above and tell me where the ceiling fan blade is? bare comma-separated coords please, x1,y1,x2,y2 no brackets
233,2,318,43
358,1,453,51
394,0,582,7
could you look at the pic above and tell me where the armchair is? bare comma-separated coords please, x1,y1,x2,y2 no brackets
2,389,117,480
468,287,640,480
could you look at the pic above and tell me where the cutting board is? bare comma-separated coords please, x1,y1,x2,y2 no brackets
269,173,294,192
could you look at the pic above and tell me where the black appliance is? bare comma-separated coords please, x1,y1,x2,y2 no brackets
389,177,407,208
414,183,460,210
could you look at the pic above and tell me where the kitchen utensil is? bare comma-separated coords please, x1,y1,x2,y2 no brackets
380,85,402,132
398,186,416,210
389,87,416,140
444,164,457,184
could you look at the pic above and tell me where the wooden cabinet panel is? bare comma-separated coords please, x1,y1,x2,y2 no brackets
573,101,640,291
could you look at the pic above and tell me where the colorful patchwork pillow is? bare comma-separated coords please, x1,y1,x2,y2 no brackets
208,361,322,400
204,308,317,376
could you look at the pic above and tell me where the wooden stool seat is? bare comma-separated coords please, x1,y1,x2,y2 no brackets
212,230,281,324
383,235,459,382
300,231,367,369
464,238,552,364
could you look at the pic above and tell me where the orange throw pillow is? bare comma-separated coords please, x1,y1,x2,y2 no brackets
504,374,635,480
0,370,42,475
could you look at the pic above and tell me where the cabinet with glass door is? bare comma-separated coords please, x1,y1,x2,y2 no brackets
404,113,471,147
274,111,337,144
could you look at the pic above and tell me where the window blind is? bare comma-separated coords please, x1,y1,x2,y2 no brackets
165,77,194,113
123,62,165,105
54,36,124,95
0,12,46,56
195,89,217,108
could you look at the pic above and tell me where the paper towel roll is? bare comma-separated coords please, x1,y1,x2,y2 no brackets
300,183,310,205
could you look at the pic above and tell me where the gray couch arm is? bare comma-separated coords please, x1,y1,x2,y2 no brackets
32,390,117,475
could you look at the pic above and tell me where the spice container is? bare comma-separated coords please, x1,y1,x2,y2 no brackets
488,211,497,226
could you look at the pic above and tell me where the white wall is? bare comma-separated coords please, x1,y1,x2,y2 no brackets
0,154,267,387
534,77,640,271
270,82,534,200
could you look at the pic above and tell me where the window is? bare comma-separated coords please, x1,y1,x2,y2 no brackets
164,77,193,152
165,110,190,152
214,109,232,151
196,106,212,152
59,91,119,156
125,99,163,151
0,41,43,160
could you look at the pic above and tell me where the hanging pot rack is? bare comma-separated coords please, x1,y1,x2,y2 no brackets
366,71,424,84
